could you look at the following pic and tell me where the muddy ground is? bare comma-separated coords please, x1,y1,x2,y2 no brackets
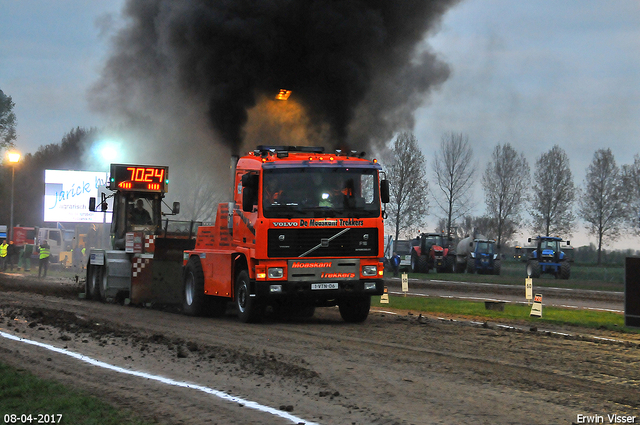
0,272,639,425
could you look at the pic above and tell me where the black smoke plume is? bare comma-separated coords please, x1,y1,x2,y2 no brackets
91,0,458,154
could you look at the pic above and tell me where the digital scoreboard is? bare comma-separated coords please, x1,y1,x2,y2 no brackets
109,164,169,192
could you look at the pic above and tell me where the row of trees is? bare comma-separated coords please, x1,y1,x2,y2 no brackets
384,132,640,264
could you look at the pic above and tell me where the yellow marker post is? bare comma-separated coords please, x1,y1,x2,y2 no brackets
525,277,533,305
380,286,389,304
530,293,543,317
401,273,408,297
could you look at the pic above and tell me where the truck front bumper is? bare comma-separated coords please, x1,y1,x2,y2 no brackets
254,279,384,301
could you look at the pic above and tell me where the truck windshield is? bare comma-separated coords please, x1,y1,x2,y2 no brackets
476,242,494,254
262,168,380,218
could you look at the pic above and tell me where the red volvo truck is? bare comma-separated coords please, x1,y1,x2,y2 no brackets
182,145,389,322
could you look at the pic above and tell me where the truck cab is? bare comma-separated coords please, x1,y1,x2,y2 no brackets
183,145,389,323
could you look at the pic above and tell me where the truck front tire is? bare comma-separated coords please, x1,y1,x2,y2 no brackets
235,270,263,323
338,296,371,323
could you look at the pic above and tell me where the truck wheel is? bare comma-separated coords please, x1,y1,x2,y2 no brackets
526,260,541,278
444,255,455,273
86,265,101,300
98,265,108,301
466,257,476,274
560,261,571,280
235,270,263,323
411,252,419,273
417,255,429,273
183,256,206,316
338,296,371,323
493,259,501,275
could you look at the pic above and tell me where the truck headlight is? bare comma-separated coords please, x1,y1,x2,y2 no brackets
268,267,284,279
364,282,377,290
362,265,377,276
470,252,476,258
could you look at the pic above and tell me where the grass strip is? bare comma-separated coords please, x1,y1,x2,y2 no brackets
0,362,154,425
373,295,635,332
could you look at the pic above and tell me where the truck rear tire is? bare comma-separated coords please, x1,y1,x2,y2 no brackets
338,296,371,323
98,265,108,301
560,261,571,280
183,256,206,316
235,270,263,323
411,252,419,273
86,265,101,300
527,260,541,278
417,255,429,273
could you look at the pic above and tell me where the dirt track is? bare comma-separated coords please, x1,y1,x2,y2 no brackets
0,273,639,425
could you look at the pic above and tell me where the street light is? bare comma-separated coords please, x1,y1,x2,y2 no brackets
7,151,20,242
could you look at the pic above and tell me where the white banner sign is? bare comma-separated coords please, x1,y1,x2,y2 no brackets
44,170,112,223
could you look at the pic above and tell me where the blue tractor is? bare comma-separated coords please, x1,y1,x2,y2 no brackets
525,236,571,279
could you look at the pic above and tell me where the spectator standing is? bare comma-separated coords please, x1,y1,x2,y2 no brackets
0,239,7,271
7,241,18,271
38,240,51,278
391,251,401,277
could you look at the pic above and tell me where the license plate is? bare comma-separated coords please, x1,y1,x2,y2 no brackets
312,282,339,290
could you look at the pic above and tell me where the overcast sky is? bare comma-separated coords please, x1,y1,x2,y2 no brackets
2,0,639,248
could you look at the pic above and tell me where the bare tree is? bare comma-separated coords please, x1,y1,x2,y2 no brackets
441,215,497,241
384,132,429,247
0,89,17,151
530,145,576,237
431,132,475,237
621,154,640,235
173,172,227,223
482,143,530,248
578,148,626,264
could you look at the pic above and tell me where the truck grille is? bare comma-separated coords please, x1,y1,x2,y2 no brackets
268,228,378,258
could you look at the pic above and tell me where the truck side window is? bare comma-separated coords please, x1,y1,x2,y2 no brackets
50,231,61,245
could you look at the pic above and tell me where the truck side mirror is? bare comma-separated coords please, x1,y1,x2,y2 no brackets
89,197,96,212
241,173,259,212
241,172,258,189
100,193,107,211
380,180,390,204
528,237,532,243
172,202,180,215
242,187,255,212
566,240,570,245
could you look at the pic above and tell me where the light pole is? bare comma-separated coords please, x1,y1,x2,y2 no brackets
7,152,20,242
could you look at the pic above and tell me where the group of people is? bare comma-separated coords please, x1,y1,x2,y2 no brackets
0,239,18,272
0,238,53,279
